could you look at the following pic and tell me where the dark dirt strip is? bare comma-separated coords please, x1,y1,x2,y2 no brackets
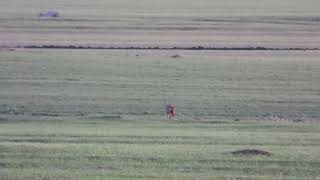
1,45,319,51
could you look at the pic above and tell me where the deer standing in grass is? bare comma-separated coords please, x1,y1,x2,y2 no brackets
166,104,176,119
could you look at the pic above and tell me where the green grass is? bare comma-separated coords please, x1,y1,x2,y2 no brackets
0,49,320,179
0,117,319,180
0,49,319,120
1,1,320,178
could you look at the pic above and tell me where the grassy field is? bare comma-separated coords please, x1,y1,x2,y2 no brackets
0,49,320,179
0,116,320,180
1,0,320,179
1,49,320,120
1,0,320,48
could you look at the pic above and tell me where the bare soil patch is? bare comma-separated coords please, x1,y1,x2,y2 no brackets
231,149,272,156
171,54,182,58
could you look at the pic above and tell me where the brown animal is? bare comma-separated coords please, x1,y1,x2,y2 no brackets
166,104,176,119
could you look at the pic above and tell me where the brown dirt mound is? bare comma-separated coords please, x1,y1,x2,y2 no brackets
231,149,272,156
170,54,182,58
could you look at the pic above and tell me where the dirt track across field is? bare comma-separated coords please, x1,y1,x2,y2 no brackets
1,45,319,51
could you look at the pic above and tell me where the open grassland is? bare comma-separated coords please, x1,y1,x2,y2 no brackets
1,0,320,179
0,49,320,179
0,49,319,120
1,0,320,48
0,116,320,179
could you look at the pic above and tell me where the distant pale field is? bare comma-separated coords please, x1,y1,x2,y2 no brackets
0,0,320,48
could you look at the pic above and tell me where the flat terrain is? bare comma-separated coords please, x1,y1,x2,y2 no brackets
1,0,320,48
1,49,320,120
0,49,320,179
0,116,320,180
1,0,320,179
